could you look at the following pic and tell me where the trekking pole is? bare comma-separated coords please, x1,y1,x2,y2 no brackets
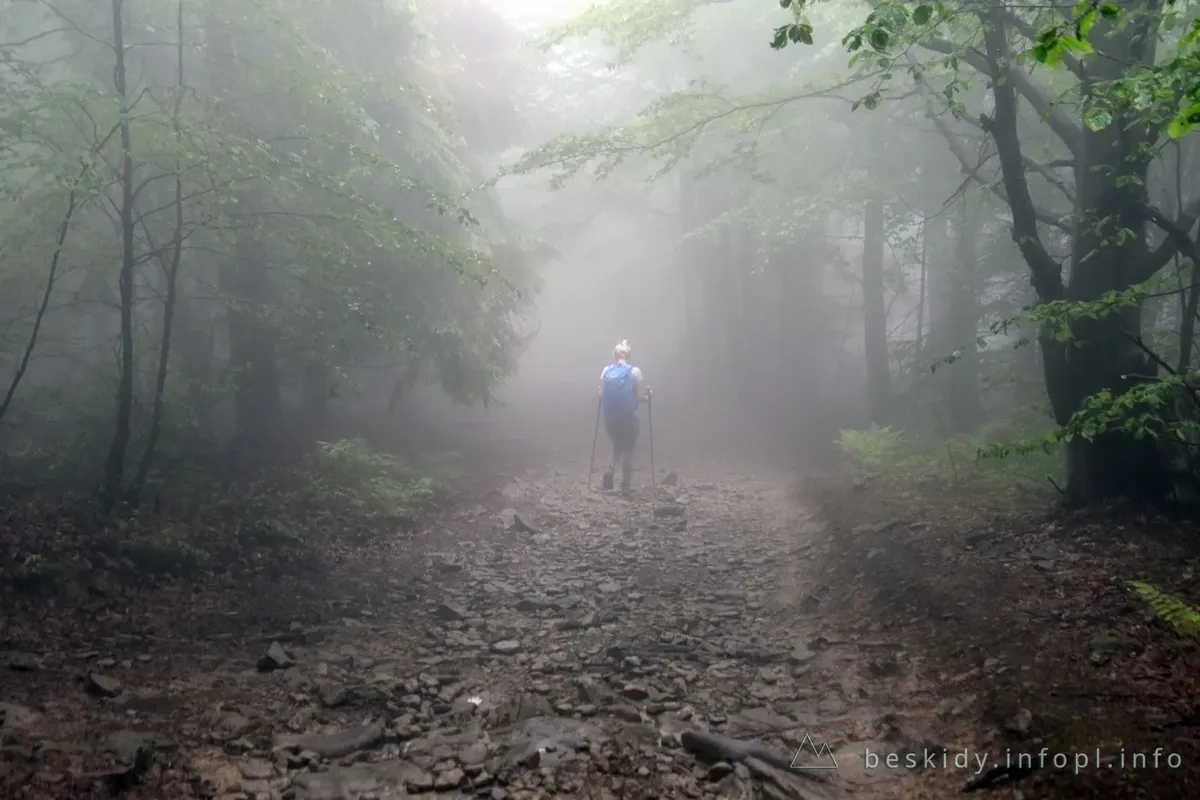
587,397,601,489
648,394,656,488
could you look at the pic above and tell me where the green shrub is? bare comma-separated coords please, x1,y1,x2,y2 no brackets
836,424,908,471
835,415,1065,496
298,437,451,533
1,437,453,592
111,522,212,577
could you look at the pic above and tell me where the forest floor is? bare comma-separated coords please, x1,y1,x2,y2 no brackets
1,456,1198,800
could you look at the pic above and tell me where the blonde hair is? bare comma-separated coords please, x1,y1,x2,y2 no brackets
613,339,631,360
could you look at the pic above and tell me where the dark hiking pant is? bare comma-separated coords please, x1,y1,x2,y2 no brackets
604,415,639,489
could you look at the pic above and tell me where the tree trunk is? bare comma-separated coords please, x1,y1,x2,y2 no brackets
102,0,137,509
947,199,982,430
920,147,956,424
1054,15,1166,505
132,0,188,498
978,5,1171,505
862,198,890,423
916,219,927,358
678,167,704,442
204,14,282,454
220,235,281,452
303,362,330,427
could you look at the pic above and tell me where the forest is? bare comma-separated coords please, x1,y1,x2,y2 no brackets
0,1,1197,799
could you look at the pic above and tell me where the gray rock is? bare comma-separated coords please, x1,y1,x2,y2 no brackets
460,742,488,766
435,602,467,622
434,767,465,789
216,711,253,740
503,716,607,770
789,648,817,665
621,683,650,701
274,723,385,759
0,702,41,733
319,683,350,708
86,673,122,698
257,642,293,672
1,651,42,671
289,762,414,800
238,759,273,780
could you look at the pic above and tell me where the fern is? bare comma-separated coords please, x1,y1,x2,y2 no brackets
836,424,908,471
1127,581,1200,637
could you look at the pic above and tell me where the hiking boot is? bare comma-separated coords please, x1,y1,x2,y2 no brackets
601,470,614,491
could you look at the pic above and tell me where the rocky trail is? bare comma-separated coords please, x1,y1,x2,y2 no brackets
0,461,946,800
6,460,1196,799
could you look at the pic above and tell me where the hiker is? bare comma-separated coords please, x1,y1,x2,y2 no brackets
598,340,651,491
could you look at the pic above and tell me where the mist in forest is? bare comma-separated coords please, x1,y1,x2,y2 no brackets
399,0,884,470
3,0,1199,510
5,4,1200,799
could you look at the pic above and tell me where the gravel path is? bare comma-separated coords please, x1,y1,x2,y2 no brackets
2,462,924,799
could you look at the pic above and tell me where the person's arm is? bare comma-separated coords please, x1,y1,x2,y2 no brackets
633,368,650,403
598,367,606,398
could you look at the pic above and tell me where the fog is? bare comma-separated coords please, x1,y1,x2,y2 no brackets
398,0,870,470
3,3,1200,798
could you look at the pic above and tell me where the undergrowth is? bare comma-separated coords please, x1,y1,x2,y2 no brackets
835,418,1065,495
2,437,457,593
1128,580,1200,637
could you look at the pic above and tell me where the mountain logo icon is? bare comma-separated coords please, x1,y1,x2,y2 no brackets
788,733,839,770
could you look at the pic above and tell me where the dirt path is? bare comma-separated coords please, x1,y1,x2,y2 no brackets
0,460,871,799
3,459,1195,799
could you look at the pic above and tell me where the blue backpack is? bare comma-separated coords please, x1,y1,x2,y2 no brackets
601,362,639,421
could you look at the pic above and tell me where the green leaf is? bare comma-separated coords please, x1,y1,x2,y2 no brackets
788,23,814,45
1061,36,1094,55
912,4,933,25
1077,9,1098,39
869,27,890,51
1083,107,1113,131
770,25,789,50
1168,102,1200,138
1098,2,1120,19
1168,114,1194,139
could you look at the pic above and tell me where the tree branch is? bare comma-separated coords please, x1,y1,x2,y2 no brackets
1137,196,1200,283
918,37,1082,156
930,110,1070,233
0,190,78,424
951,112,1075,203
979,9,1064,301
